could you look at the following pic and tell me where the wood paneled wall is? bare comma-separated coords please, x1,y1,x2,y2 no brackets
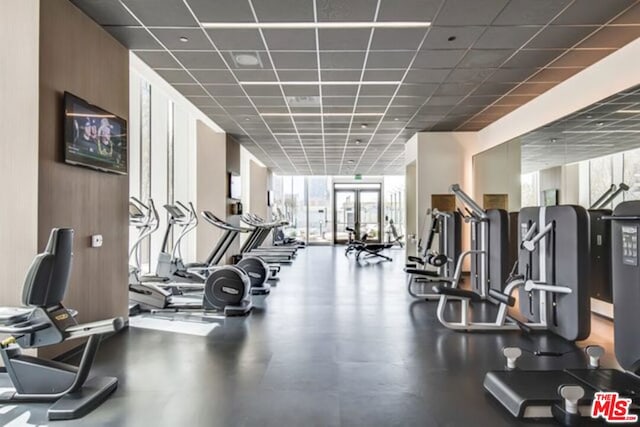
38,0,129,357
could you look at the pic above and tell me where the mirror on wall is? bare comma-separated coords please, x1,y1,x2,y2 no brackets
517,84,640,209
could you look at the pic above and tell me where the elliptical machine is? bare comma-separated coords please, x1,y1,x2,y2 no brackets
127,198,253,316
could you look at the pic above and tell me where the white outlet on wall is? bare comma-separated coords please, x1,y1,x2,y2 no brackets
91,234,103,248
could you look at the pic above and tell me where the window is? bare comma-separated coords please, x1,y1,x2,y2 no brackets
521,172,539,207
138,79,152,271
623,147,640,201
590,156,613,208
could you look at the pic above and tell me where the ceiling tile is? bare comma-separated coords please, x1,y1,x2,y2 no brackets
318,29,371,50
316,0,378,21
174,51,226,69
104,26,160,50
405,68,450,83
271,52,318,69
445,68,495,83
365,51,415,69
253,0,314,22
474,26,542,49
421,26,485,50
434,83,477,96
552,0,635,25
578,25,640,49
613,2,640,24
234,69,278,82
434,0,510,25
282,85,320,96
205,84,247,96
359,84,399,96
471,82,517,96
242,85,283,96
370,28,427,50
206,29,266,51
192,69,237,84
458,49,514,68
174,84,208,97
321,70,361,81
155,69,196,84
187,0,254,22
526,67,583,83
397,84,439,96
323,85,359,96
151,28,212,50
549,48,615,67
121,0,197,26
413,49,466,68
263,29,316,50
486,68,536,83
70,0,139,25
493,0,572,25
503,49,563,68
526,25,598,49
320,52,366,69
278,70,319,81
508,81,558,96
363,69,406,81
493,94,538,106
134,51,181,68
378,0,442,21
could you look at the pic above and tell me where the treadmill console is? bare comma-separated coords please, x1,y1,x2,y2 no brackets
164,205,186,219
622,225,638,266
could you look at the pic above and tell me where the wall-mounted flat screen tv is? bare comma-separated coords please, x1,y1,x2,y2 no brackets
64,92,127,175
229,173,241,200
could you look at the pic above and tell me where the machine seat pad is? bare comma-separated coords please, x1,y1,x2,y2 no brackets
432,285,482,302
0,307,33,324
363,244,392,251
407,256,425,265
488,289,516,307
404,268,439,277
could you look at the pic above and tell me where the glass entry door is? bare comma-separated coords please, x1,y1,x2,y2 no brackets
333,184,382,244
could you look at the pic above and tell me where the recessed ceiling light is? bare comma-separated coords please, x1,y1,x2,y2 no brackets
201,22,431,29
347,160,355,164
447,36,457,42
355,139,362,144
261,113,384,117
394,117,399,121
234,53,260,66
586,115,593,119
240,81,400,86
550,138,557,143
179,36,189,43
617,109,640,114
596,121,605,126
360,124,369,129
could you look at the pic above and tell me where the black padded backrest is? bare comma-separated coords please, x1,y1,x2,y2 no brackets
22,228,74,307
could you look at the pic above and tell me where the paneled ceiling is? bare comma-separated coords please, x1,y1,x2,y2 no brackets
71,0,640,175
521,84,640,173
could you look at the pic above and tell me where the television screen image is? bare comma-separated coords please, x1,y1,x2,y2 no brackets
229,173,241,200
64,92,127,175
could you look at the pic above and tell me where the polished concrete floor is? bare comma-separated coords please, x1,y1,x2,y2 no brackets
0,246,613,426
